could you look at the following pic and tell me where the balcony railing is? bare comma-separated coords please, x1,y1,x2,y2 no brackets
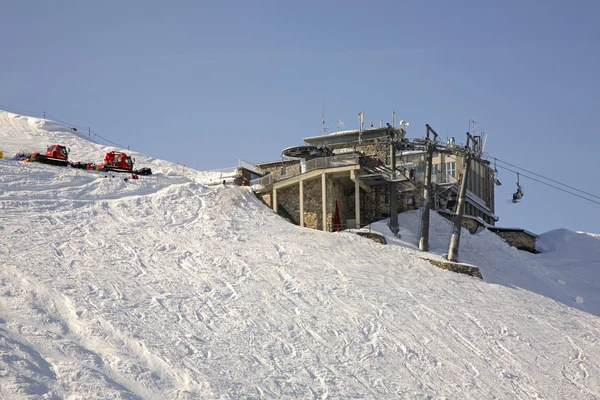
432,172,458,185
251,155,459,189
394,161,459,185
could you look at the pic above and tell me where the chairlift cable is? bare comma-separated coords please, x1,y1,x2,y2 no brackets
495,164,600,205
483,155,600,201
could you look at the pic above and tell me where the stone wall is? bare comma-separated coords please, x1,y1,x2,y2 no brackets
303,178,323,229
277,185,301,224
260,193,272,208
488,229,538,253
423,258,483,279
462,217,483,234
354,232,387,244
271,176,343,230
258,174,396,231
436,211,485,234
259,160,300,175
356,143,388,164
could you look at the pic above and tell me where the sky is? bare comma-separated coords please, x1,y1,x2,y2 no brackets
1,113,599,398
1,0,600,235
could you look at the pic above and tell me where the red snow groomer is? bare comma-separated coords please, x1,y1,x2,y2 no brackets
30,144,70,167
99,151,152,175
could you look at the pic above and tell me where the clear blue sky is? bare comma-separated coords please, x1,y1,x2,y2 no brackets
2,0,599,235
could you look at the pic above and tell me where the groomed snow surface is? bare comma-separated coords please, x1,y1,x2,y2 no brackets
0,110,599,399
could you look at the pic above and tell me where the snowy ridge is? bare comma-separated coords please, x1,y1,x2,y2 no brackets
0,110,599,399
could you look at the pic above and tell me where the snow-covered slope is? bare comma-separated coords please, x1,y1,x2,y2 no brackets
0,110,599,399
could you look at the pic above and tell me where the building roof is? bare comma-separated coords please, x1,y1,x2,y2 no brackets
304,127,393,146
254,158,300,168
487,226,539,238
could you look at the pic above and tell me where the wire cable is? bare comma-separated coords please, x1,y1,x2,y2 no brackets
0,105,44,118
494,164,600,205
45,113,89,130
483,155,600,201
1,105,137,153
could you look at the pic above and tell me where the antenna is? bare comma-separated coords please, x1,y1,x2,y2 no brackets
481,132,488,153
470,117,477,136
469,117,481,155
321,103,328,134
358,112,364,132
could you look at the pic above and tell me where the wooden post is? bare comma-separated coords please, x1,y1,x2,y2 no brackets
299,180,304,227
322,173,327,231
355,178,360,229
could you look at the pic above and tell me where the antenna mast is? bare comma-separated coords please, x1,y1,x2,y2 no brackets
470,117,477,138
321,103,328,135
470,117,480,155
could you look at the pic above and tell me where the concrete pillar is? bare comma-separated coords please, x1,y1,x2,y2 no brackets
273,189,278,213
299,180,304,227
355,177,360,229
322,173,327,231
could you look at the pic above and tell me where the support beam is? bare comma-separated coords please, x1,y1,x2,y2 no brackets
273,164,360,191
321,173,327,231
355,177,360,229
299,180,304,227
272,189,278,213
389,182,398,234
350,169,369,191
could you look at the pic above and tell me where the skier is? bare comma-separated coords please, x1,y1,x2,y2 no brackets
512,184,523,203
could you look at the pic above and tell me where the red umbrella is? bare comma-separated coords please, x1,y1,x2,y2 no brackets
333,200,342,232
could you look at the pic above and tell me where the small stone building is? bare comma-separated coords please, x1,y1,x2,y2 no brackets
487,227,539,253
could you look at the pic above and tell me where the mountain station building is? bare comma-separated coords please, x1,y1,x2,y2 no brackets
250,126,498,233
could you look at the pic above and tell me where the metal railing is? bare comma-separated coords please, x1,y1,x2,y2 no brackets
432,172,458,185
250,153,360,187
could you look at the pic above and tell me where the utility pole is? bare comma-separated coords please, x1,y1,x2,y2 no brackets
447,133,474,262
388,124,399,235
419,124,437,251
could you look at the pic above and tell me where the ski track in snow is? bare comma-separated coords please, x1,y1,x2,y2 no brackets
0,110,600,399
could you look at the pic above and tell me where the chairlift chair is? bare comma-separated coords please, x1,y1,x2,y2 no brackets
511,173,524,203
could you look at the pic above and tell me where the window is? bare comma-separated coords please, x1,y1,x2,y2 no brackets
445,162,456,177
442,162,456,182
